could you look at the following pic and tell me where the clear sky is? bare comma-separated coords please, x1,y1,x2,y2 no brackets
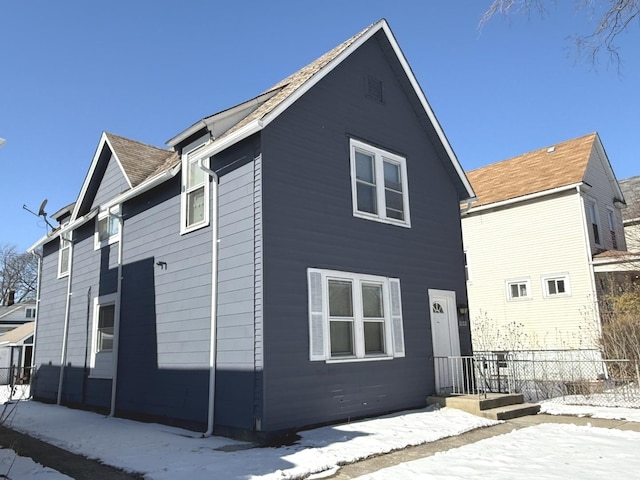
1,1,638,251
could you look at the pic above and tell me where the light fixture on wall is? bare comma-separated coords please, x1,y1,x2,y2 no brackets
457,305,468,315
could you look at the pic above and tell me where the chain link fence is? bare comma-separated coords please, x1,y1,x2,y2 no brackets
436,351,640,408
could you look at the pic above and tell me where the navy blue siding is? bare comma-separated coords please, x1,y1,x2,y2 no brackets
259,32,470,431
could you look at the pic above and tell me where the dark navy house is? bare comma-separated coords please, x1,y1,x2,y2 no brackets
29,20,475,440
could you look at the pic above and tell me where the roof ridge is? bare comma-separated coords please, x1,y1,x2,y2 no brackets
105,132,173,153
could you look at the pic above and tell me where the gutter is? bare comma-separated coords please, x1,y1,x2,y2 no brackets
466,183,583,215
110,211,124,417
29,250,42,398
198,155,220,437
57,240,74,405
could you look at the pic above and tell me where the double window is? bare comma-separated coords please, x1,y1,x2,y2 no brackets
25,308,36,319
95,205,120,249
543,274,571,298
181,145,210,233
307,268,405,362
350,139,410,227
506,278,531,301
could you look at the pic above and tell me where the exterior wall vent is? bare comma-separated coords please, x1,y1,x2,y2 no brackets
366,75,383,103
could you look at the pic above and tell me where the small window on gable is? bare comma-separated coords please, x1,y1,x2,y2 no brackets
95,205,120,249
181,145,210,234
506,279,531,301
587,200,601,245
25,308,36,318
543,274,570,298
607,208,618,250
308,268,405,362
350,139,410,227
58,229,72,278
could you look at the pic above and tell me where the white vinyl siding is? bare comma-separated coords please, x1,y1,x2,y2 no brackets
462,190,599,350
307,268,405,362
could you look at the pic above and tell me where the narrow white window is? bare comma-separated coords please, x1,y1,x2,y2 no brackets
91,294,117,379
95,205,121,249
506,279,531,300
607,208,618,250
350,139,410,227
307,268,405,362
543,274,571,298
587,200,601,245
58,230,72,278
181,144,210,234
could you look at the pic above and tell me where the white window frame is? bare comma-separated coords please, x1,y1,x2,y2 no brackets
94,205,121,250
350,138,411,228
587,198,601,246
57,229,72,278
607,207,618,249
180,144,210,234
25,307,36,319
307,268,405,363
542,274,571,298
506,278,531,301
90,293,117,379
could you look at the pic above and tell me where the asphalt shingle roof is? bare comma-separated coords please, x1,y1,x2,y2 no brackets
467,133,597,208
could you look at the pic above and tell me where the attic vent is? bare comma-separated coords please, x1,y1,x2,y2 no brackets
366,75,383,103
547,146,556,153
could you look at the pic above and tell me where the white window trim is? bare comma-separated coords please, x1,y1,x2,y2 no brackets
607,207,618,249
89,293,117,379
506,278,532,301
180,143,210,235
307,268,405,362
94,205,121,250
542,274,571,298
464,250,471,284
349,138,411,228
587,198,601,246
25,308,36,318
57,229,72,279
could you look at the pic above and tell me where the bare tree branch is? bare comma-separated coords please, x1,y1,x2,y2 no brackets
0,245,38,306
481,0,640,67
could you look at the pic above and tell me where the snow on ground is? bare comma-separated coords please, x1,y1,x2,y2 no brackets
3,401,497,480
0,384,30,405
540,398,640,421
0,448,72,479
353,423,640,480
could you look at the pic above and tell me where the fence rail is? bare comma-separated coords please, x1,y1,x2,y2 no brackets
435,352,640,408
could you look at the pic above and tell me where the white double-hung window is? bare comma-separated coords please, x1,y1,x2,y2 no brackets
58,229,72,278
181,145,210,233
95,205,121,249
350,139,410,227
90,293,117,379
307,268,405,362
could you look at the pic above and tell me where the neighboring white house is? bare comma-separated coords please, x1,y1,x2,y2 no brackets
462,133,629,353
0,321,34,385
620,176,640,252
0,301,36,334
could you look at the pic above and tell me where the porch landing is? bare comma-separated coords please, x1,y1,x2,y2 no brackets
427,393,540,421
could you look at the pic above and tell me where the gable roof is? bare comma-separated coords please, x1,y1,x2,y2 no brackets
619,176,640,223
467,133,599,209
0,322,34,346
71,132,177,220
170,19,474,200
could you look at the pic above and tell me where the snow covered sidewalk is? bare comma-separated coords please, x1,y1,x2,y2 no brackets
3,401,497,479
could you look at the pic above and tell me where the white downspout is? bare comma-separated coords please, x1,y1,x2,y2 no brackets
57,242,74,405
110,212,124,417
199,156,219,436
29,251,42,397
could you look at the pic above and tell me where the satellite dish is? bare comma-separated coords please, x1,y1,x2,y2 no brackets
38,199,48,217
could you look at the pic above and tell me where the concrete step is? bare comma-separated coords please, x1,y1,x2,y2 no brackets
427,393,525,414
479,402,541,421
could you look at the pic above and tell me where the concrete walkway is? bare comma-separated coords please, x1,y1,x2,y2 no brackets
327,414,640,479
0,425,144,480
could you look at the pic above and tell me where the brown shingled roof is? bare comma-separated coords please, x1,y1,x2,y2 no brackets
105,132,177,187
212,22,375,141
467,133,597,208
